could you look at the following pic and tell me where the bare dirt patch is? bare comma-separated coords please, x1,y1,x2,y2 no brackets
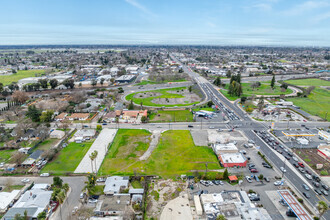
151,89,201,105
293,148,330,175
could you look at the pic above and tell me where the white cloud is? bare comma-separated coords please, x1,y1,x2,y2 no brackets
206,22,216,28
124,0,156,17
312,11,330,23
282,1,330,16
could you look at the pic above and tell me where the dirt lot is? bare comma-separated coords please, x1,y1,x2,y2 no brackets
293,148,330,176
146,179,187,219
133,92,162,99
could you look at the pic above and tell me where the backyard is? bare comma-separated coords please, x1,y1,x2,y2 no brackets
125,87,201,107
220,82,293,101
99,129,221,178
285,79,330,121
149,110,193,122
42,140,94,175
0,69,45,85
0,149,17,163
32,138,59,152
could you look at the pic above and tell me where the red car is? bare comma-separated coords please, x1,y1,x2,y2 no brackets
298,162,304,168
250,169,259,173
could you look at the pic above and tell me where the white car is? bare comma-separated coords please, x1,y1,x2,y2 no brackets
245,176,252,183
280,167,287,173
21,178,30,183
292,157,298,162
72,206,79,214
40,173,50,177
274,181,282,186
305,174,312,180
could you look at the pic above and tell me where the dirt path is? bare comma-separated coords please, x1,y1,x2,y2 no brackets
139,130,162,160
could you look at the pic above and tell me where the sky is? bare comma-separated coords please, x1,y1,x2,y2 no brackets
0,0,330,46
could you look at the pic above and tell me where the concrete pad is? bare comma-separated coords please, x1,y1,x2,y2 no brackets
160,194,192,220
190,130,208,146
74,128,117,173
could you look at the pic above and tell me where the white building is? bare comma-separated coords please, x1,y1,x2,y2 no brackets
103,176,129,195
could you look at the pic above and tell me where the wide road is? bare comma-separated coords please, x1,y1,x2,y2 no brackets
171,54,330,219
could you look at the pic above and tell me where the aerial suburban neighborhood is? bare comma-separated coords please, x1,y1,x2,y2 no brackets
0,1,330,220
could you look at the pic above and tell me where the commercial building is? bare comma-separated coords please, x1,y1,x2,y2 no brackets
212,143,238,155
317,145,330,161
219,153,247,168
115,75,136,83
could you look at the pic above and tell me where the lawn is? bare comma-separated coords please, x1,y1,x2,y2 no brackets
0,69,45,85
0,149,17,163
3,185,24,192
99,129,151,176
284,79,330,121
90,185,105,195
221,82,293,101
285,78,330,87
149,110,193,122
125,87,200,107
99,130,221,178
32,138,59,152
42,141,93,174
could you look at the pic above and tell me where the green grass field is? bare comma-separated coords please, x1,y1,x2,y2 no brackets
32,139,59,152
0,69,46,85
125,87,200,107
285,78,330,87
221,82,293,101
149,110,193,122
284,79,330,121
99,130,221,178
42,141,93,174
99,129,151,176
0,149,17,163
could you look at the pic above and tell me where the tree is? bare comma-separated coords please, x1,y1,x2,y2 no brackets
12,91,29,103
280,83,288,90
100,78,105,85
223,168,229,180
258,96,265,112
38,79,48,89
141,116,147,123
37,211,47,220
40,110,54,123
11,152,25,165
188,85,192,93
63,79,75,89
8,82,19,92
56,190,65,220
240,97,247,104
0,82,3,93
317,201,328,218
63,183,69,193
271,75,275,89
118,87,124,93
52,176,63,188
26,105,42,122
216,214,226,220
226,70,232,78
207,100,214,107
92,150,98,174
49,79,58,89
89,153,95,173
91,79,97,87
128,100,134,110
213,76,222,86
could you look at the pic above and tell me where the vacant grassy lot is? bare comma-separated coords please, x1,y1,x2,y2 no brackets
0,69,45,85
0,149,16,163
221,82,293,101
99,129,151,175
285,78,330,87
149,110,193,122
32,138,59,152
285,79,330,121
42,141,93,174
3,185,24,192
125,87,200,107
99,130,221,178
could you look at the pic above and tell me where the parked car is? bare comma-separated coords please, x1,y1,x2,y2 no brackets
305,174,312,180
264,177,270,182
245,176,252,183
298,167,305,173
321,190,328,196
314,188,322,195
21,178,30,183
303,192,311,198
313,181,320,188
321,183,329,191
293,163,299,168
188,125,193,128
274,181,282,186
292,157,298,162
40,173,50,177
96,177,106,182
250,169,258,173
280,167,286,173
298,162,304,168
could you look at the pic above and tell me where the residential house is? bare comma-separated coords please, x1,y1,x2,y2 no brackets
66,113,89,121
104,176,129,195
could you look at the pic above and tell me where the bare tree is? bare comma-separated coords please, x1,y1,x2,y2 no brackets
11,152,25,165
12,91,29,103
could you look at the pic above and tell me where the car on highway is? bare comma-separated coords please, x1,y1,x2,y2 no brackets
321,183,329,191
293,163,299,168
313,181,320,188
40,173,50,177
303,192,311,198
188,125,193,128
305,170,312,175
280,167,286,173
302,184,310,191
284,155,291,160
298,162,304,168
298,167,305,173
314,188,322,195
321,189,328,196
292,157,298,162
305,174,312,180
288,152,293,157
208,126,215,129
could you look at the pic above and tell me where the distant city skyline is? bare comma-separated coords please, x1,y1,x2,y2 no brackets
1,0,330,46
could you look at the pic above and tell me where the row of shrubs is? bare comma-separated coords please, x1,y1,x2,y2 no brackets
257,151,273,168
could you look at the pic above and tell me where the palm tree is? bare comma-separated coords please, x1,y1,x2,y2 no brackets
56,190,65,220
93,150,98,174
317,201,328,218
63,183,69,193
89,153,94,173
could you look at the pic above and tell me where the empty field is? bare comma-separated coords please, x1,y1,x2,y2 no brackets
0,149,16,163
149,110,193,122
99,130,221,178
42,141,93,174
0,69,45,85
285,78,330,87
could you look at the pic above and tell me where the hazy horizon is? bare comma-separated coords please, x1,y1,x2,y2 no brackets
1,0,330,46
